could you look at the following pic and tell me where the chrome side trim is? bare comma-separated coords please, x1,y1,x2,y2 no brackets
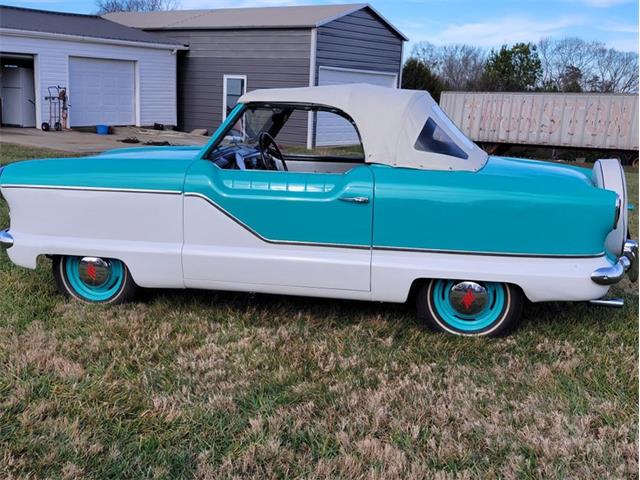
591,239,637,285
0,184,182,195
374,245,606,259
0,229,13,249
589,298,624,307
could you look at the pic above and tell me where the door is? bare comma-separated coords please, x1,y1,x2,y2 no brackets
316,66,397,146
69,57,135,126
182,161,374,292
1,66,35,127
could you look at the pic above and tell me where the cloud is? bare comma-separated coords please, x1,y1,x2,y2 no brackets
409,16,582,47
12,0,63,3
599,21,639,33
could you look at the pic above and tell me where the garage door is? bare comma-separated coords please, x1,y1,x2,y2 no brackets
69,57,135,126
316,67,397,146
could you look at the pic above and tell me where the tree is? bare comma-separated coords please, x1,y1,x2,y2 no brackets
558,65,583,92
401,58,444,101
411,42,485,90
96,0,179,13
593,47,639,93
537,37,638,93
480,43,542,91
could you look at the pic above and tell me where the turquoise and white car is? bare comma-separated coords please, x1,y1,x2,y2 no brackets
0,85,636,336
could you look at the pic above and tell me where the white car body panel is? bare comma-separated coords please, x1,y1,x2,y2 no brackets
2,187,184,288
371,249,609,303
182,194,371,292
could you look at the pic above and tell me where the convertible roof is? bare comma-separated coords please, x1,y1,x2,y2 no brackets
239,84,487,172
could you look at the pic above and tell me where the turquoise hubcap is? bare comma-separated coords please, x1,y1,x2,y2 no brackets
432,280,506,332
65,256,125,302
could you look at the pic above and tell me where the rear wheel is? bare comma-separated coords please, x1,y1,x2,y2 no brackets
53,255,137,304
417,279,522,336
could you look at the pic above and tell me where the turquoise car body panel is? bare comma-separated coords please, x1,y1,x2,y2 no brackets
0,146,200,192
370,158,616,256
184,160,374,246
0,133,616,256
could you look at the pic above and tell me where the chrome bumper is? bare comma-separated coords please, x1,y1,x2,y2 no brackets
591,240,638,285
0,229,13,250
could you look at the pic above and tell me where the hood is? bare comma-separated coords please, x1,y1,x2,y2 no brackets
0,146,203,193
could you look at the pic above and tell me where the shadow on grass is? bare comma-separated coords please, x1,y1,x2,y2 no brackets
142,285,412,316
137,284,638,337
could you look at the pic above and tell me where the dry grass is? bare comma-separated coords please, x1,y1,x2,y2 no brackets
0,143,637,479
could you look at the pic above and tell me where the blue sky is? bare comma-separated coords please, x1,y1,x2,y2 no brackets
5,0,639,53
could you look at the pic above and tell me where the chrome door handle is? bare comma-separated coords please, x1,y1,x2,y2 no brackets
339,196,369,204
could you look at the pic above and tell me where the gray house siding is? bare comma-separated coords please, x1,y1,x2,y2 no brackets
148,7,403,146
315,8,403,83
155,29,311,143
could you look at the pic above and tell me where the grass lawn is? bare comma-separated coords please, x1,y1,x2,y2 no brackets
0,142,638,479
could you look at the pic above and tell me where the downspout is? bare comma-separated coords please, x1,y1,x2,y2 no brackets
398,41,404,88
306,28,317,150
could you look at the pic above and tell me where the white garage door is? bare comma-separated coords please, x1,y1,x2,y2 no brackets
69,57,135,126
316,67,397,146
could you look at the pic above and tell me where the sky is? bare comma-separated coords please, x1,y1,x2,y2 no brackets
4,0,639,54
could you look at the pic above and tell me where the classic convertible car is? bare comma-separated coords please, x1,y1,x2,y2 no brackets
0,84,637,336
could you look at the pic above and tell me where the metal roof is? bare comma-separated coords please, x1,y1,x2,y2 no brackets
103,3,407,40
0,5,183,46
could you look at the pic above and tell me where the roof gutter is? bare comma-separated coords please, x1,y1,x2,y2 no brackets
0,28,188,50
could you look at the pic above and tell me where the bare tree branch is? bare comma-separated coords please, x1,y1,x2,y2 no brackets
96,0,180,13
536,37,638,93
411,42,486,90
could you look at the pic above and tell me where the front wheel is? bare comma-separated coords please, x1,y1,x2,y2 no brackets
53,256,137,304
417,279,523,336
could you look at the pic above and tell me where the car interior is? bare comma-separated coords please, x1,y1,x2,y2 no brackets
207,105,365,174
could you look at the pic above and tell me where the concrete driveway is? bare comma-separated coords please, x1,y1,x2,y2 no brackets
0,126,209,154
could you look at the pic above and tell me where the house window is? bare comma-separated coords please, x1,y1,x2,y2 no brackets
223,75,247,120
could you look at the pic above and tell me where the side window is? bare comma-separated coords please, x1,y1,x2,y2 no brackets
277,110,364,161
223,75,246,119
414,117,468,160
212,106,364,174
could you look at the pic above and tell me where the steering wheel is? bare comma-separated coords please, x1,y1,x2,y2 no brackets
258,132,288,171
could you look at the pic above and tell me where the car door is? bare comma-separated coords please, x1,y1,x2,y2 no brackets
181,160,374,292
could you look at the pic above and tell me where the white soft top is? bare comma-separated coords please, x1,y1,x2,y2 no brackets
239,84,488,171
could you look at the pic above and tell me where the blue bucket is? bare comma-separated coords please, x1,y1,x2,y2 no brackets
96,124,110,135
